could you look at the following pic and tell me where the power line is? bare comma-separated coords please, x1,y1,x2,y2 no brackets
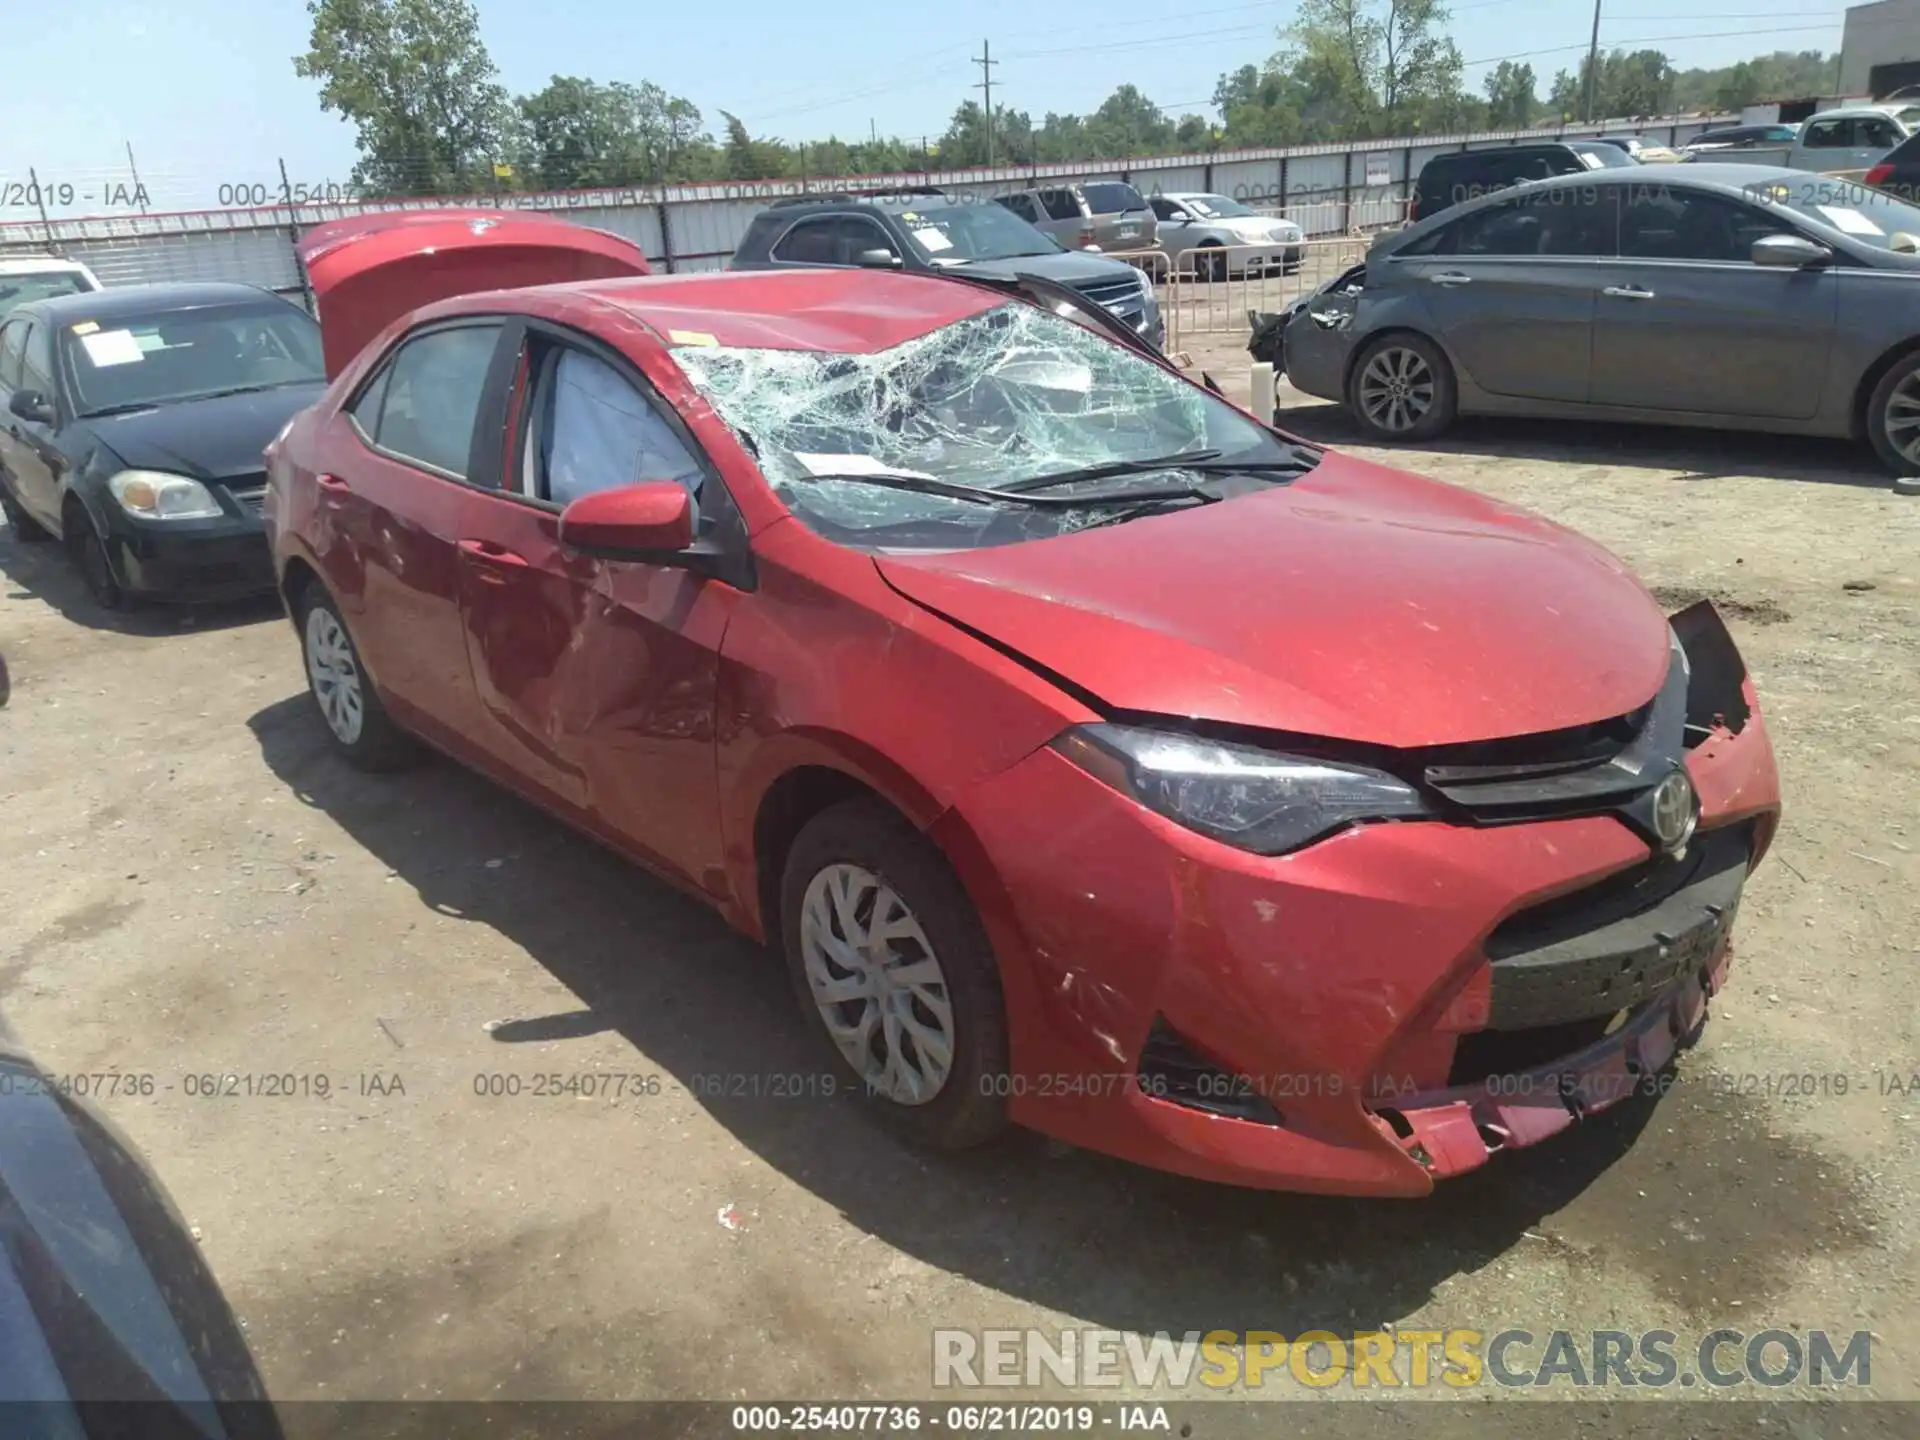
1463,21,1839,69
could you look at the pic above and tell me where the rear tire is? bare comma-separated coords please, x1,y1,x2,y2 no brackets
0,480,51,542
297,586,419,771
1866,350,1920,476
779,798,1009,1151
1347,332,1458,443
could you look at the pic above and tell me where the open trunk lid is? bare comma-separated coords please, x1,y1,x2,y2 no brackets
297,209,652,377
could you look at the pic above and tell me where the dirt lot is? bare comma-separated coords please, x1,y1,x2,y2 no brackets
2,351,1917,1426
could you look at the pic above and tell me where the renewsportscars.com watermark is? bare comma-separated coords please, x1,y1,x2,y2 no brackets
933,1328,1872,1392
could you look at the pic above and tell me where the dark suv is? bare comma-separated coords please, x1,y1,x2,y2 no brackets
1411,141,1636,222
729,188,1164,348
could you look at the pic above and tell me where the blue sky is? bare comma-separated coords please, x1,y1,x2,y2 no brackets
2,1,1850,217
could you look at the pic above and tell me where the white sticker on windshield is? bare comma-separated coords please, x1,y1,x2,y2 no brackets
794,452,937,481
1577,152,1605,170
1817,205,1884,237
912,226,953,252
79,329,144,367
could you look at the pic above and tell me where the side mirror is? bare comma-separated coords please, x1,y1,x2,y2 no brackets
1752,233,1833,268
558,481,695,559
8,389,55,425
854,248,903,269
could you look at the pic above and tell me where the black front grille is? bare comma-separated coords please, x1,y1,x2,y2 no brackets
1482,824,1750,1031
1069,276,1146,321
1136,1018,1284,1124
222,472,267,517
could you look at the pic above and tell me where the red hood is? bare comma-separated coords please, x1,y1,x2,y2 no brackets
297,209,651,378
874,453,1671,749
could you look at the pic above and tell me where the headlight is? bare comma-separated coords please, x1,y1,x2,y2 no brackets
106,470,223,521
1052,723,1433,855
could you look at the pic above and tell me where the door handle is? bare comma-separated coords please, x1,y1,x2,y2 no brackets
1603,285,1656,300
1428,272,1473,287
457,538,529,568
316,472,350,491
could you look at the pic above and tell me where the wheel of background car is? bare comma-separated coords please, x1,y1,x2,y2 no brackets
0,479,51,542
779,796,1009,1150
1867,350,1920,477
1348,333,1458,443
62,502,123,609
297,587,420,771
1195,244,1227,283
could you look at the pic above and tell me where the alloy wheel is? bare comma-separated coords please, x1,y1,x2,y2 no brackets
1885,370,1920,467
799,863,955,1105
1358,346,1437,434
305,605,365,745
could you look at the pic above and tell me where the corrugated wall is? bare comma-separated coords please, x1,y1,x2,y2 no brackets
0,116,1734,286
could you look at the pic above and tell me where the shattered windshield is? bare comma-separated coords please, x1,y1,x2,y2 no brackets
671,301,1302,550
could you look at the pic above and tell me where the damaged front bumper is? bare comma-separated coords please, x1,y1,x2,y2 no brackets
935,603,1780,1196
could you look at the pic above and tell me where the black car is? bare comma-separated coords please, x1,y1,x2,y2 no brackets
0,283,325,609
1867,130,1920,203
1410,141,1637,222
728,187,1166,348
0,1010,280,1436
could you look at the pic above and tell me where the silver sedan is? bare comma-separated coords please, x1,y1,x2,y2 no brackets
1148,193,1304,280
1282,165,1920,474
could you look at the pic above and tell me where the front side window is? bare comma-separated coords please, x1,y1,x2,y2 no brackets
22,322,54,394
534,348,703,506
60,299,324,416
1861,117,1903,149
1619,188,1786,262
0,320,28,389
670,301,1300,551
363,323,501,481
772,218,841,265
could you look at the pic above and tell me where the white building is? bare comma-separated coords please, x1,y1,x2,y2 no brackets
1842,0,1920,96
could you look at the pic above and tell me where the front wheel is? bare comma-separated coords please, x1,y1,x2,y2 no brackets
298,588,419,771
64,507,125,609
780,798,1009,1151
1866,351,1920,476
1193,245,1227,283
1347,333,1459,443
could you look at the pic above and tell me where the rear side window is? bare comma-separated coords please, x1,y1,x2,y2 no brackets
360,323,502,481
1431,188,1615,258
1081,183,1145,215
1039,190,1081,221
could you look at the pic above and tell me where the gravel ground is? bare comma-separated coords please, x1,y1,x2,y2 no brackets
1,353,1916,1426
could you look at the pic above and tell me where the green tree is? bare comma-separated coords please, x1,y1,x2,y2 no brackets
1485,60,1537,130
719,111,788,180
1085,84,1175,156
294,0,511,196
1276,0,1468,138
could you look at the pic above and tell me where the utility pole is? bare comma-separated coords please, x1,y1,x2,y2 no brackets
125,142,148,212
1583,0,1603,124
973,39,998,168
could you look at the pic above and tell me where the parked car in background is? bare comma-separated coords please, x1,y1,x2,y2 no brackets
1865,128,1920,200
1595,135,1682,163
1696,108,1909,176
1409,141,1635,222
0,282,327,607
0,256,101,323
1283,165,1920,474
1147,193,1304,279
267,212,1778,1195
1681,123,1801,154
732,188,1163,348
992,181,1158,254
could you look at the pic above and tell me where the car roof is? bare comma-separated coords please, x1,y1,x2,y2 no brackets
1810,107,1906,122
13,281,287,326
435,267,1008,354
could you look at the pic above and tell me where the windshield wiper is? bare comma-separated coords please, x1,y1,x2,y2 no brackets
1004,449,1321,494
793,468,1217,510
79,401,161,419
197,380,318,398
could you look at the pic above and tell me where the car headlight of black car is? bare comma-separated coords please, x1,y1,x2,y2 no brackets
106,469,224,521
1053,723,1433,855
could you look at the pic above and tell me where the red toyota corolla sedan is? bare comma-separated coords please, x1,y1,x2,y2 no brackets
264,211,1781,1196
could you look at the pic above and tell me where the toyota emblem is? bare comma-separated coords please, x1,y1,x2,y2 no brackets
1651,769,1698,854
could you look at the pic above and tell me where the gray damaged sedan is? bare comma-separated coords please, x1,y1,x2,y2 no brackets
1282,165,1920,474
